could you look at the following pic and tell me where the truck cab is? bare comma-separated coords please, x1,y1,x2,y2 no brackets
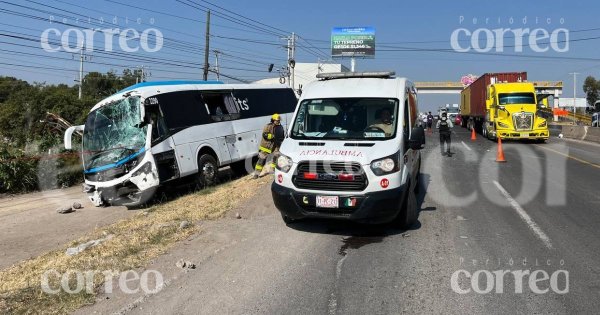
271,72,425,227
483,82,549,141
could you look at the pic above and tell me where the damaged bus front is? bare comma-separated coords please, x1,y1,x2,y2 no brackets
65,92,159,207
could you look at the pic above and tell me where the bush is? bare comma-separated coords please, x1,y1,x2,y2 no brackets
0,147,38,193
0,146,83,194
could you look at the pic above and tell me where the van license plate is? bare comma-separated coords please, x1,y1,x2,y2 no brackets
316,196,339,208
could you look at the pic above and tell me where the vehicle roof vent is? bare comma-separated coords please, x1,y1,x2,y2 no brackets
316,71,395,80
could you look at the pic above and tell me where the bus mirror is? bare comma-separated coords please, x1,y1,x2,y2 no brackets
64,125,84,150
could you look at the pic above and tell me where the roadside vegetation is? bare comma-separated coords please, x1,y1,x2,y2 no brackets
0,174,272,314
0,70,143,194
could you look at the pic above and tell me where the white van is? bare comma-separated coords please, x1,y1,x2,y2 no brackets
271,72,425,228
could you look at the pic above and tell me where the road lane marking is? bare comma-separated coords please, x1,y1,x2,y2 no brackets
461,141,472,151
493,181,553,249
534,144,600,170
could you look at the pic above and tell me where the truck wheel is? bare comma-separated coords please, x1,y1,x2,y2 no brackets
197,154,218,188
395,182,418,230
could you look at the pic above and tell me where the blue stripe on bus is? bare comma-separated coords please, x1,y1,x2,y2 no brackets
119,80,224,93
84,147,147,174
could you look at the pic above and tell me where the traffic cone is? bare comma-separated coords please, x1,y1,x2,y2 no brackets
496,137,506,162
470,127,476,141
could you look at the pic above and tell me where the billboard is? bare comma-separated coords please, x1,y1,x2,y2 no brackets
331,27,375,58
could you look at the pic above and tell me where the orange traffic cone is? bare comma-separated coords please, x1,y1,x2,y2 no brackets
471,127,476,141
496,137,506,162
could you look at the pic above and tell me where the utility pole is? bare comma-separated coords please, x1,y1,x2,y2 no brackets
213,50,220,81
203,10,211,81
74,42,90,100
284,33,296,89
569,72,579,116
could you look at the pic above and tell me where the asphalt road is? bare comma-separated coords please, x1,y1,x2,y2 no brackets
79,128,600,315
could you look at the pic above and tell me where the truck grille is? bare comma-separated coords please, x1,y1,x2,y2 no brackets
513,112,533,130
292,161,367,191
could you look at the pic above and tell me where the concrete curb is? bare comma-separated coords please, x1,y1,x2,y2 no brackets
554,125,600,144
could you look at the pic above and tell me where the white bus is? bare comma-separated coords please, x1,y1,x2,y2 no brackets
64,81,297,207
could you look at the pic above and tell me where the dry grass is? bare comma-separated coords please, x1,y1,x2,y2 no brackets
0,175,272,314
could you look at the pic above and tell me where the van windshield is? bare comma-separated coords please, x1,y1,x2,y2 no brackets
291,98,399,140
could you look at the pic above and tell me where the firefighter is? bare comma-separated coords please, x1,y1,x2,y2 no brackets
253,113,285,179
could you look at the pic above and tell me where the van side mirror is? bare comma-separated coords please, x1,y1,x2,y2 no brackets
409,126,425,150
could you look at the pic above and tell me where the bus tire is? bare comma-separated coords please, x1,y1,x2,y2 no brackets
197,154,218,187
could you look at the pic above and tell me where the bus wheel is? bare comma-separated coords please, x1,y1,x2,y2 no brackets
197,154,218,187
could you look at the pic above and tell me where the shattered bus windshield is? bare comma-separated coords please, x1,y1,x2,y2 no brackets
82,96,147,171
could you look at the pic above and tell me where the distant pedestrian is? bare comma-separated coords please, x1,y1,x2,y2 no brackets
436,112,453,156
426,111,434,132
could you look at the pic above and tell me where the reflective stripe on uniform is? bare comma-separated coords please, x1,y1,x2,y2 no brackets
270,163,276,168
255,164,263,170
259,146,272,153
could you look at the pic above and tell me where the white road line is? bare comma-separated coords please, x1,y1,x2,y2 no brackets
493,181,553,249
461,141,472,151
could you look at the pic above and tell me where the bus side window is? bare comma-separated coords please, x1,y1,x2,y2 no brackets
203,93,240,121
148,106,169,143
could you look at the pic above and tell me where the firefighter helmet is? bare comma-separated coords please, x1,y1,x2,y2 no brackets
271,113,280,121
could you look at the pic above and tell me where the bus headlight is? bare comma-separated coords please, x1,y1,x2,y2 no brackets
497,121,510,129
276,154,293,173
370,153,399,176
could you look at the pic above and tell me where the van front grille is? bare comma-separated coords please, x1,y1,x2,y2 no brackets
292,161,367,191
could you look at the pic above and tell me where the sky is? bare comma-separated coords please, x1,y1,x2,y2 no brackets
1,0,600,112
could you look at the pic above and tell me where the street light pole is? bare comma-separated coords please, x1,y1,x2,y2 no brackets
569,72,579,117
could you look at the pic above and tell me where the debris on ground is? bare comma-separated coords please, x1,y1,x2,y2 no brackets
176,259,196,269
235,213,242,219
65,234,114,256
72,202,82,209
56,205,74,214
179,221,191,229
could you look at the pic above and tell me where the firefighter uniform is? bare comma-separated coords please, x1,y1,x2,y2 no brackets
253,114,284,178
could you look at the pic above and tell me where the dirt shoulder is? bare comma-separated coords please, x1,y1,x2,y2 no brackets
0,186,130,269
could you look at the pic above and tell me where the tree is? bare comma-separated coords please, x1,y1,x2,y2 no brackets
583,76,600,112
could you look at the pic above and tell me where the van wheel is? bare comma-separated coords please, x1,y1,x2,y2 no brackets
395,182,418,230
414,159,422,194
197,154,218,188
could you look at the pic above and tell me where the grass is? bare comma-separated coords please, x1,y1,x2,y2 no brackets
0,174,272,314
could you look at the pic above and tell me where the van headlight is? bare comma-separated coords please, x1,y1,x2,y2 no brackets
276,154,293,173
370,152,399,176
497,121,510,129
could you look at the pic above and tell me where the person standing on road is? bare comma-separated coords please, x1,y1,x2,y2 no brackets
253,113,285,179
426,111,434,132
436,112,453,156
